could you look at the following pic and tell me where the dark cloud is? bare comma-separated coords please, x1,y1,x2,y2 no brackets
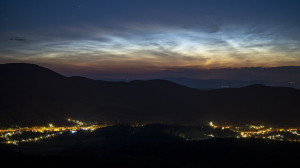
7,38,26,41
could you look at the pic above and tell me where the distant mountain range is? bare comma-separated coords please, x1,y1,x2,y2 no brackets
93,66,300,89
1,63,300,127
163,77,298,90
94,66,300,90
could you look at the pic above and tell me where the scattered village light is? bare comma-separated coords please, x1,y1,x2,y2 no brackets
71,130,77,134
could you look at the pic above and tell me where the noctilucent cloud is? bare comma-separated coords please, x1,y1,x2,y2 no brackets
0,0,300,77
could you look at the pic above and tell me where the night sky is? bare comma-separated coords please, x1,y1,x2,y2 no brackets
1,0,300,78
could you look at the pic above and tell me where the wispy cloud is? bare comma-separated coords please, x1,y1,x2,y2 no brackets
0,0,300,75
1,24,300,71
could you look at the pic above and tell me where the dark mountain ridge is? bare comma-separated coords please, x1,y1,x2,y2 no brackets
1,63,300,127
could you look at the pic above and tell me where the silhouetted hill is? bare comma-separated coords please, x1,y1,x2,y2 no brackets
0,63,64,82
1,63,300,127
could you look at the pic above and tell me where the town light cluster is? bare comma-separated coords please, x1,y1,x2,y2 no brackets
0,118,108,145
209,121,300,142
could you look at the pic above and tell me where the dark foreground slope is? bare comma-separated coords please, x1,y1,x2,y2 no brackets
1,63,300,126
1,125,300,168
